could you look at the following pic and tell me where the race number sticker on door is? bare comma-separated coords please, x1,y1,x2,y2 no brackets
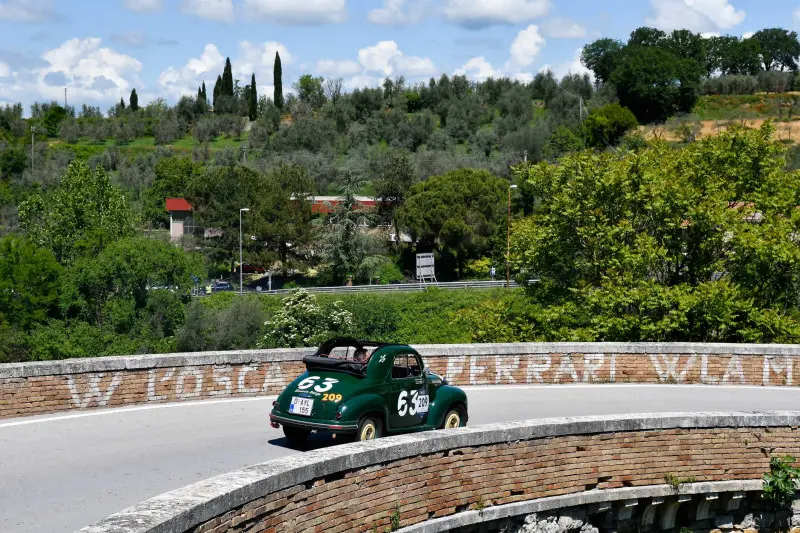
397,389,429,416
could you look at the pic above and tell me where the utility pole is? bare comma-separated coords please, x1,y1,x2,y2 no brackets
524,150,527,164
31,126,36,173
64,87,67,109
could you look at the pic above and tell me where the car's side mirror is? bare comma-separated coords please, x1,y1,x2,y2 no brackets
424,367,430,374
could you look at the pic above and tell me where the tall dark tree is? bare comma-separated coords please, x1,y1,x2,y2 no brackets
581,38,624,85
752,28,800,71
249,73,258,121
129,89,139,112
274,51,284,109
201,81,207,103
119,97,125,110
213,75,222,108
222,57,234,97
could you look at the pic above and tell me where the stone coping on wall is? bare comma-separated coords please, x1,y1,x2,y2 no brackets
396,480,767,533
76,412,800,533
6,342,800,379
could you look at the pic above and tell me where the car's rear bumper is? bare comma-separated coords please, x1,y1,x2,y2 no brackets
269,412,359,433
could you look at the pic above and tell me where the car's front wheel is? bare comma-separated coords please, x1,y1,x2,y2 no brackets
356,416,382,441
283,425,310,444
441,406,466,429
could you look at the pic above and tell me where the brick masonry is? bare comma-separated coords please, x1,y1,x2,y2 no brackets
75,413,800,533
3,343,800,419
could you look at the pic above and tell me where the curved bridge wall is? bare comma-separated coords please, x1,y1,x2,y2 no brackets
76,413,800,533
3,342,800,419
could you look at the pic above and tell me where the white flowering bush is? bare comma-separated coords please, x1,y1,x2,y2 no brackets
257,288,354,348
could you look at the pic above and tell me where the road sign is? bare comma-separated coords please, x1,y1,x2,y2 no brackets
416,253,437,284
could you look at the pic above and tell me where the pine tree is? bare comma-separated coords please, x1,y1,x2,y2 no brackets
129,89,138,112
222,57,234,97
213,75,222,108
274,51,284,109
249,73,258,120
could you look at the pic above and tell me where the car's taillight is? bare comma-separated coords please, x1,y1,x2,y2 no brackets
272,400,277,407
335,412,342,419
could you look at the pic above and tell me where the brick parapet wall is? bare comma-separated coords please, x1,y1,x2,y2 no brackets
75,413,800,533
3,343,800,419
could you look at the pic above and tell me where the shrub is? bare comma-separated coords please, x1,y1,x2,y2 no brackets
762,455,800,509
583,103,639,148
257,289,354,348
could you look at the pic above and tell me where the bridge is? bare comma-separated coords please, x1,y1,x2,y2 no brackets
2,342,800,533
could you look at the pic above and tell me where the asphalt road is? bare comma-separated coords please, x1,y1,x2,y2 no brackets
3,384,800,533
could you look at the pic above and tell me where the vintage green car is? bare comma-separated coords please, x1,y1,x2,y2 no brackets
269,337,468,443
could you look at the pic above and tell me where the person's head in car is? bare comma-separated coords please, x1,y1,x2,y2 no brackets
354,348,368,363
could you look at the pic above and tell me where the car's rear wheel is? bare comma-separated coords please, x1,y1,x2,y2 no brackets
356,416,382,441
283,426,310,444
441,406,466,429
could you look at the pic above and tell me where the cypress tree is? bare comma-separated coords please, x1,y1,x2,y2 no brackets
213,75,222,108
249,73,258,120
129,88,138,111
222,57,233,97
274,51,284,109
201,81,207,103
120,97,125,109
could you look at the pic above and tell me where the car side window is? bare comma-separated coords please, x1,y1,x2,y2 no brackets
392,354,410,379
408,355,422,377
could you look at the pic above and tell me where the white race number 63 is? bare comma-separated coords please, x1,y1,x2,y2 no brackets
297,376,339,392
397,390,418,416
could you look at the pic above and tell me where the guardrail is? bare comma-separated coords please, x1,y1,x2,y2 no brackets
196,280,523,296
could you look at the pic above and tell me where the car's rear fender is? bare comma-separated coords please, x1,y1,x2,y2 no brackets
337,393,387,427
428,385,468,428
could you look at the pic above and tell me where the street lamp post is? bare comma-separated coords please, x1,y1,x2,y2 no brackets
507,184,518,288
239,208,249,295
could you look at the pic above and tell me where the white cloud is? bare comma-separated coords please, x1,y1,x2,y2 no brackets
241,0,347,24
122,0,163,12
159,43,224,98
443,0,551,27
742,31,754,39
646,0,745,32
316,59,362,76
0,38,145,107
541,48,593,80
541,17,587,38
368,0,425,26
0,62,9,77
0,0,56,22
454,57,504,81
180,0,234,23
357,40,436,77
506,24,546,71
158,41,290,100
701,32,721,38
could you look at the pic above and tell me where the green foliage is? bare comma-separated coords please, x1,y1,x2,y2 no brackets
0,147,27,179
19,159,136,265
176,297,265,352
294,74,327,110
0,235,63,331
257,289,354,348
507,122,800,343
143,156,201,228
664,473,696,490
43,104,68,137
397,168,507,277
389,506,401,531
60,236,202,335
130,89,139,112
583,103,638,148
752,28,800,72
762,455,800,509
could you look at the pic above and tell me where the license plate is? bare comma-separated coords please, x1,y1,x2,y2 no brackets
289,397,314,416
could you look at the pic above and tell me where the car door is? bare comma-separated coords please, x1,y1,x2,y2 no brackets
387,353,429,430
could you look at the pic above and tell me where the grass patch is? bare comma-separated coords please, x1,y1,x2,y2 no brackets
693,93,800,120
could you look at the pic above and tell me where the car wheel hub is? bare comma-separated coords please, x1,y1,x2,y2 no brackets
361,423,376,440
446,413,460,428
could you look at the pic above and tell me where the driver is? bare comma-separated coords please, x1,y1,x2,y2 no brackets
353,348,370,363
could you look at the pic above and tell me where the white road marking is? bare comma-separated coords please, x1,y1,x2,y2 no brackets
0,396,277,429
2,382,800,429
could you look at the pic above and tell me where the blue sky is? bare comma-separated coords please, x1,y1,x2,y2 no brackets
0,0,797,114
